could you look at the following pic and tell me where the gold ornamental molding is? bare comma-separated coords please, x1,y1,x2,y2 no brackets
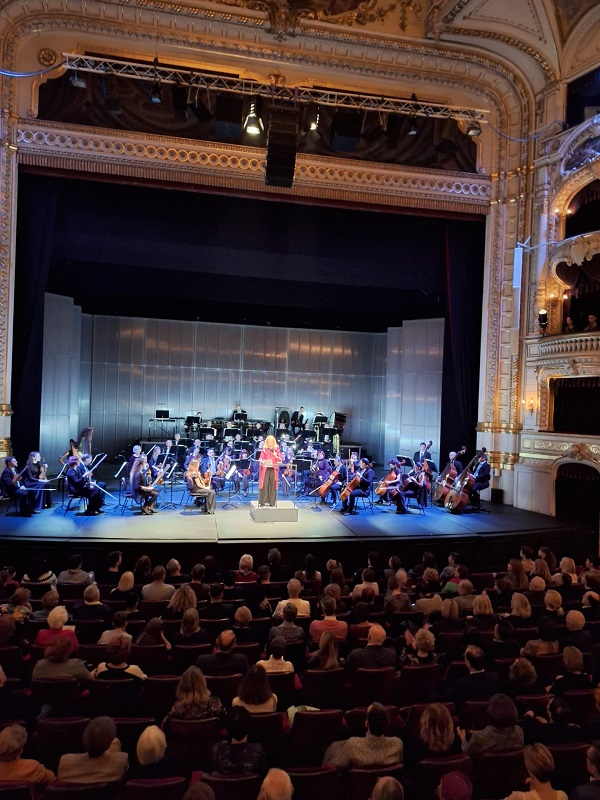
548,232,600,274
0,405,13,417
16,121,492,213
538,332,600,357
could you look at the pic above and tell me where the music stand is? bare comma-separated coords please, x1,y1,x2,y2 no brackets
160,461,180,510
156,409,170,419
234,412,248,422
294,458,313,503
220,462,241,509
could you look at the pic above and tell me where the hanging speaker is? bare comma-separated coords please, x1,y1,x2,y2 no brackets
265,109,299,188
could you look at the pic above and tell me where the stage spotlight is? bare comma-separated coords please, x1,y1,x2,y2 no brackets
408,116,418,136
538,309,548,331
305,102,320,131
69,70,87,89
244,96,264,135
467,121,482,137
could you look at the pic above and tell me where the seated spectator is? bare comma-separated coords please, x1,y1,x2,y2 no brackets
141,565,176,601
489,618,520,660
200,583,234,620
58,716,128,783
99,550,122,585
57,554,93,585
548,646,591,694
538,547,558,571
438,771,472,800
109,570,138,605
195,630,250,675
371,776,405,800
232,606,260,644
72,584,112,626
410,551,439,581
0,615,25,650
166,558,190,585
521,617,559,658
559,557,579,584
561,610,594,652
267,548,288,582
525,575,548,607
233,664,277,713
327,558,345,581
222,571,240,602
555,572,578,602
184,784,216,800
520,546,536,575
98,611,132,645
507,558,529,591
348,601,373,641
273,579,311,620
92,635,147,683
503,592,533,627
352,568,380,601
432,598,464,636
127,725,182,780
136,617,172,650
440,552,460,585
303,553,322,584
258,768,294,800
162,666,224,731
450,645,501,706
34,605,79,651
384,576,411,615
163,584,197,620
329,568,349,597
458,693,523,756
190,563,211,602
0,567,18,599
413,579,443,619
307,631,341,670
486,577,515,611
0,587,32,623
309,596,348,643
571,741,600,800
256,636,294,673
398,627,438,666
584,592,600,621
323,702,403,768
212,706,268,776
505,743,567,800
423,568,440,593
133,555,153,585
405,702,460,768
21,556,57,588
235,554,258,583
345,624,397,672
441,565,470,594
454,580,476,613
505,657,540,697
31,589,60,621
268,603,306,645
521,695,581,745
532,559,553,586
32,636,92,682
468,594,498,629
0,723,55,786
172,608,210,646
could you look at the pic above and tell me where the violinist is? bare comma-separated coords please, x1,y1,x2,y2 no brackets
211,457,226,493
340,457,374,515
281,447,297,498
1,456,36,516
130,454,159,515
146,447,166,498
126,445,142,478
237,448,256,496
470,453,491,508
185,458,216,513
201,448,217,476
66,455,103,516
79,454,108,507
184,446,201,471
258,434,283,507
23,451,52,510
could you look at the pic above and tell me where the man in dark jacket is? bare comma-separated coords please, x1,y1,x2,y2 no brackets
345,624,397,672
195,630,249,675
450,645,501,707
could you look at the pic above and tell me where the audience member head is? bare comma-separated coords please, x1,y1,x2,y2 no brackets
202,556,219,582
117,571,135,592
533,559,552,584
136,725,167,766
423,568,439,585
238,664,273,706
415,629,435,653
41,590,59,612
238,554,254,575
258,565,271,583
217,630,236,652
191,563,205,582
560,557,577,577
537,616,558,643
472,594,493,616
523,743,555,785
438,771,473,800
152,566,166,583
234,606,252,627
321,596,337,617
68,554,83,571
529,576,546,592
563,645,584,674
44,636,74,663
367,624,386,646
83,584,100,603
566,610,585,631
362,586,376,604
486,694,518,728
330,568,346,590
548,696,572,725
258,768,294,800
270,637,287,661
84,716,117,758
511,593,531,619
282,603,298,624
419,703,454,752
544,590,563,613
106,635,131,666
287,579,301,598
134,556,152,577
366,702,389,736
47,605,69,630
224,705,251,742
370,777,404,800
538,547,557,570
508,559,528,589
464,645,486,672
0,724,28,762
353,602,370,624
395,569,409,589
168,584,197,614
496,618,515,642
317,631,339,670
182,783,216,800
174,666,210,709
509,657,537,687
209,583,224,601
587,742,600,780
181,608,200,636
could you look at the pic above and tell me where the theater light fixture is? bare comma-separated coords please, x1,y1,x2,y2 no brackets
149,58,162,105
407,94,418,136
467,121,482,137
305,102,320,131
538,309,548,331
244,97,264,135
69,70,87,89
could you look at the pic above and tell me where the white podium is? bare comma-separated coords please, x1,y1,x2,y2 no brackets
250,501,298,523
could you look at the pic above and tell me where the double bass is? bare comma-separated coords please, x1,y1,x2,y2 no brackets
411,440,433,493
431,446,467,504
445,448,487,513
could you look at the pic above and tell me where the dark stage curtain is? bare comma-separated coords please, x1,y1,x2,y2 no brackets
555,462,600,528
553,377,600,435
440,220,485,464
11,173,58,458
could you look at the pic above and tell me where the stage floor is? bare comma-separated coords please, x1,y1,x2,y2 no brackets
0,490,582,546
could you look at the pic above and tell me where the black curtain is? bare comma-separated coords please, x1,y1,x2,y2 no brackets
440,220,485,465
553,378,600,435
11,173,59,460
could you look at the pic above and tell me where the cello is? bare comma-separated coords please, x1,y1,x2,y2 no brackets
432,446,467,503
318,469,340,498
445,448,486,513
339,472,361,502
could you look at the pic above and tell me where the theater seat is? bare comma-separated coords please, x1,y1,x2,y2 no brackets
123,777,188,800
287,766,342,800
200,773,262,800
344,764,404,800
475,748,527,799
414,754,473,800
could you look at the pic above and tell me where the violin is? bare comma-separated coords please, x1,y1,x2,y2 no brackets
284,462,294,477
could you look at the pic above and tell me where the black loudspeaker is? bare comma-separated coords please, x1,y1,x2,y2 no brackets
265,109,299,188
490,488,504,504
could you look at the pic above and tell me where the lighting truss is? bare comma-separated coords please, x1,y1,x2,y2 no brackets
62,53,488,123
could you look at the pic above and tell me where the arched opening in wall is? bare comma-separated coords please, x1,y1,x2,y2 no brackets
551,377,600,435
555,462,600,531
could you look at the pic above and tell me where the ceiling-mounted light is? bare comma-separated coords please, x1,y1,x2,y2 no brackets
149,57,162,105
408,117,418,136
467,121,482,137
243,97,263,135
69,70,87,89
538,309,548,331
306,102,320,131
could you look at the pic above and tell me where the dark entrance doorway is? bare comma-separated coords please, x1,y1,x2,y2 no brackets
555,462,600,532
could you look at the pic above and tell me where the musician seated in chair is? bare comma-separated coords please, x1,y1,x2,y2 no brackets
394,477,426,514
280,447,297,498
184,458,216,514
303,451,331,500
66,455,103,516
328,456,348,504
340,457,374,515
130,454,159,515
79,454,108,506
1,457,37,516
469,453,491,508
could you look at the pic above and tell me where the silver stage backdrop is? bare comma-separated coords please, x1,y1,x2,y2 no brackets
42,294,391,461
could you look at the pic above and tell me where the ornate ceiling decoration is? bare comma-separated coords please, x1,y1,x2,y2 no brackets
554,0,599,45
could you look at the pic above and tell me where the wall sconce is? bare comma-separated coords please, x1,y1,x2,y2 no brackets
522,398,535,415
538,309,548,332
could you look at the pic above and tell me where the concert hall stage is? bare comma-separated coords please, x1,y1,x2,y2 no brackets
0,491,595,577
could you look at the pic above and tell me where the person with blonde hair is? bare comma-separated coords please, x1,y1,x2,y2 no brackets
559,557,579,583
185,458,216,514
307,630,341,670
505,743,567,800
258,768,294,800
507,593,532,626
258,435,282,507
34,604,79,651
562,609,594,652
164,584,197,619
235,554,257,583
548,646,591,695
110,571,137,603
470,594,498,629
544,590,565,619
432,598,463,637
0,723,55,786
162,666,224,731
399,627,438,666
414,703,458,764
173,608,209,646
